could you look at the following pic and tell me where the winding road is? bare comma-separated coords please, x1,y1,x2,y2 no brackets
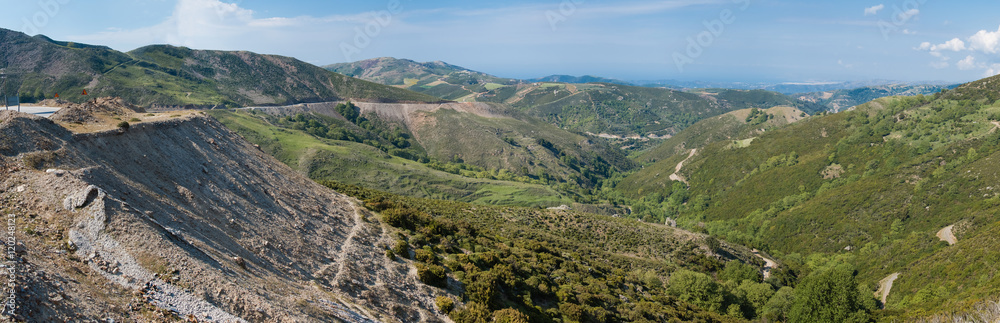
876,273,900,307
751,249,778,280
669,149,698,185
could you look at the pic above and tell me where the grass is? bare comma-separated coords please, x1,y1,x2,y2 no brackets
484,83,505,91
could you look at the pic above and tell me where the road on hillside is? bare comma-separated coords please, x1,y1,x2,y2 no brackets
876,273,900,307
751,249,778,280
669,149,697,185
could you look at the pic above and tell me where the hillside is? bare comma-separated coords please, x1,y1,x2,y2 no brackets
483,83,821,138
207,101,635,205
526,75,632,85
325,57,519,101
0,109,766,321
328,58,823,142
796,83,957,112
611,73,1000,320
0,111,450,321
0,28,441,107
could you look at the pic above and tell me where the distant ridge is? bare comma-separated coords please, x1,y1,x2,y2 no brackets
0,28,442,107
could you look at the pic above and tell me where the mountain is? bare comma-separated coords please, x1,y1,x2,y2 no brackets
329,58,825,142
795,83,960,112
1,108,755,321
207,100,635,206
325,57,519,101
482,83,824,137
526,75,632,85
0,28,441,107
614,73,1000,320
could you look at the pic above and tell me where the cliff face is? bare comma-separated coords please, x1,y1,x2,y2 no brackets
0,111,449,322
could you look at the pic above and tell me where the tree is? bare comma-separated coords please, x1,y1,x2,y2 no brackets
788,266,873,323
667,270,724,312
733,280,775,319
720,261,762,283
762,286,795,321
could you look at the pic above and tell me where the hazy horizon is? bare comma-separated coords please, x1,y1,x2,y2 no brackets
3,0,998,83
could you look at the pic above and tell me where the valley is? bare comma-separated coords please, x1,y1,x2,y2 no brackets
1,21,998,323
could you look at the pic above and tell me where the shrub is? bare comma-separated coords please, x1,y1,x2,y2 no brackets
392,239,409,257
117,121,130,130
415,247,436,263
416,263,448,287
435,296,454,313
667,269,724,312
492,308,530,323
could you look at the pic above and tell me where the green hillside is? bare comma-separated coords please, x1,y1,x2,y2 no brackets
0,28,440,107
323,180,766,322
206,108,578,207
613,74,1000,320
325,57,518,101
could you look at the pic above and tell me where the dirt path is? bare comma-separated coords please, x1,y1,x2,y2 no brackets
990,121,1000,134
669,149,698,185
751,249,778,280
937,225,957,245
876,273,900,307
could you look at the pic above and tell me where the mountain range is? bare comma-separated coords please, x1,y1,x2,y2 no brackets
2,27,999,322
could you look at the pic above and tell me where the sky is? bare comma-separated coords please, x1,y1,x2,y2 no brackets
2,0,999,83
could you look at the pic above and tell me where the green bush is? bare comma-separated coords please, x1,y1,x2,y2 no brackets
415,246,436,263
788,266,874,323
435,296,454,313
392,239,409,257
416,263,447,287
117,121,130,130
667,269,724,312
491,308,530,323
720,261,762,283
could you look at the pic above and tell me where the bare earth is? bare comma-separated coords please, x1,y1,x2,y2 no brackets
937,225,958,245
669,149,698,185
876,273,900,307
751,249,778,280
0,110,451,322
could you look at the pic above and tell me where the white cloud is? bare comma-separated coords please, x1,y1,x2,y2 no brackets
864,4,884,16
916,42,931,50
932,38,966,52
968,25,1000,54
957,55,977,70
838,59,854,69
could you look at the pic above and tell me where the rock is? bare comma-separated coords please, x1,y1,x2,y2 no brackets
15,185,25,192
233,256,246,268
63,185,101,210
46,169,67,176
65,240,77,251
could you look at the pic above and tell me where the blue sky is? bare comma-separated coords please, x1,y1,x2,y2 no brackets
2,0,999,83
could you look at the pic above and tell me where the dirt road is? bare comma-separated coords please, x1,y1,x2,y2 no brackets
876,273,900,307
669,149,698,185
937,225,957,245
751,249,778,280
